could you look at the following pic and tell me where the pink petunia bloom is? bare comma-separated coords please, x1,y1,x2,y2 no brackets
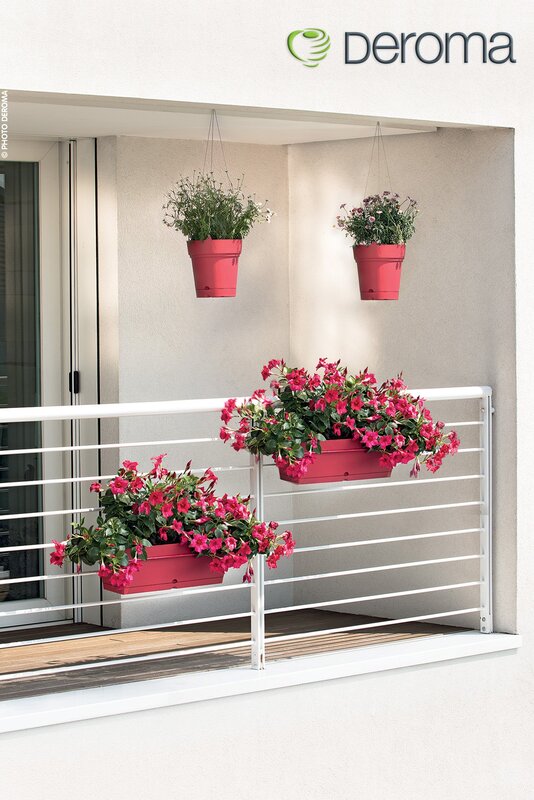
89,482,102,493
161,502,173,518
208,538,224,554
190,533,208,553
109,476,129,495
219,427,231,442
171,519,183,533
176,497,190,514
379,435,393,450
314,398,326,412
361,430,380,448
129,477,144,492
350,396,363,412
149,490,164,507
336,400,347,415
225,536,237,551
138,501,151,515
324,388,340,404
122,460,139,472
159,530,168,541
49,540,66,567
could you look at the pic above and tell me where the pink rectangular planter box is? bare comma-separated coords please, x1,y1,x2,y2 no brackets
278,439,392,485
102,543,223,595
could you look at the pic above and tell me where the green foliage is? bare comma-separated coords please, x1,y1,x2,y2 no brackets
336,191,419,245
163,173,273,241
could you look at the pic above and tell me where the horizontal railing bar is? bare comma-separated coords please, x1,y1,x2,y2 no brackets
0,398,248,425
0,638,253,682
265,474,482,499
293,527,482,553
266,581,481,615
264,608,482,645
0,612,253,650
0,387,490,425
0,464,251,492
0,507,97,522
0,437,220,458
265,554,481,585
278,500,481,526
444,421,482,427
0,581,250,617
0,542,55,554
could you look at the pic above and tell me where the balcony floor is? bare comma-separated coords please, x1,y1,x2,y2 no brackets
0,610,463,702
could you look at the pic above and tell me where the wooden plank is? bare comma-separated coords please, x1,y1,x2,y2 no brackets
0,610,464,702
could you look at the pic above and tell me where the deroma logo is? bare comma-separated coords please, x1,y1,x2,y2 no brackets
287,28,331,67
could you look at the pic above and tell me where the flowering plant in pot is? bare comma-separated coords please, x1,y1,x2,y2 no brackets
50,455,294,593
163,173,273,298
220,359,459,485
336,191,419,300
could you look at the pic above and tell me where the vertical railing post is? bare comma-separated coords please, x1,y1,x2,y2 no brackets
479,389,494,633
250,454,266,669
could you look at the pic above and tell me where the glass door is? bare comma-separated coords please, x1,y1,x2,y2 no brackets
0,139,98,628
0,162,42,602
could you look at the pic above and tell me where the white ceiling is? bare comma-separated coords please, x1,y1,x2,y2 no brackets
8,93,437,145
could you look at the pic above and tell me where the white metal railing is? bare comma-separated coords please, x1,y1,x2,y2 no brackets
0,386,493,681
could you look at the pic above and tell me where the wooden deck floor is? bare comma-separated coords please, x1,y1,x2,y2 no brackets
0,610,462,701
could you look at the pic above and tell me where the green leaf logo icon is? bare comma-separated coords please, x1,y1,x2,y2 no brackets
287,28,331,68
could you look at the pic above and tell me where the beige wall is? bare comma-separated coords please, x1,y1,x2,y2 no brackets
287,128,516,632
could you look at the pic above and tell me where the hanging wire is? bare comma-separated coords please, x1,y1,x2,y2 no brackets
364,122,394,196
201,109,230,179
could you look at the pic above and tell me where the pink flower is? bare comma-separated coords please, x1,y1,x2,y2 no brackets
171,519,183,533
324,388,339,404
208,538,224,554
122,460,138,471
49,540,66,567
129,477,144,492
225,536,237,551
150,453,167,472
176,497,190,514
332,423,342,437
379,435,393,450
394,434,405,448
344,416,356,431
219,427,231,442
159,530,168,541
109,476,128,495
138,501,151,515
231,433,246,452
336,400,347,415
314,398,326,412
221,398,237,424
191,533,208,553
149,490,164,506
350,396,363,412
89,482,102,493
361,430,380,448
161,502,173,518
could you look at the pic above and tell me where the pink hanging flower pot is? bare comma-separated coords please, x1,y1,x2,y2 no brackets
277,439,392,485
187,238,243,298
336,191,419,302
101,543,223,595
353,243,406,301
